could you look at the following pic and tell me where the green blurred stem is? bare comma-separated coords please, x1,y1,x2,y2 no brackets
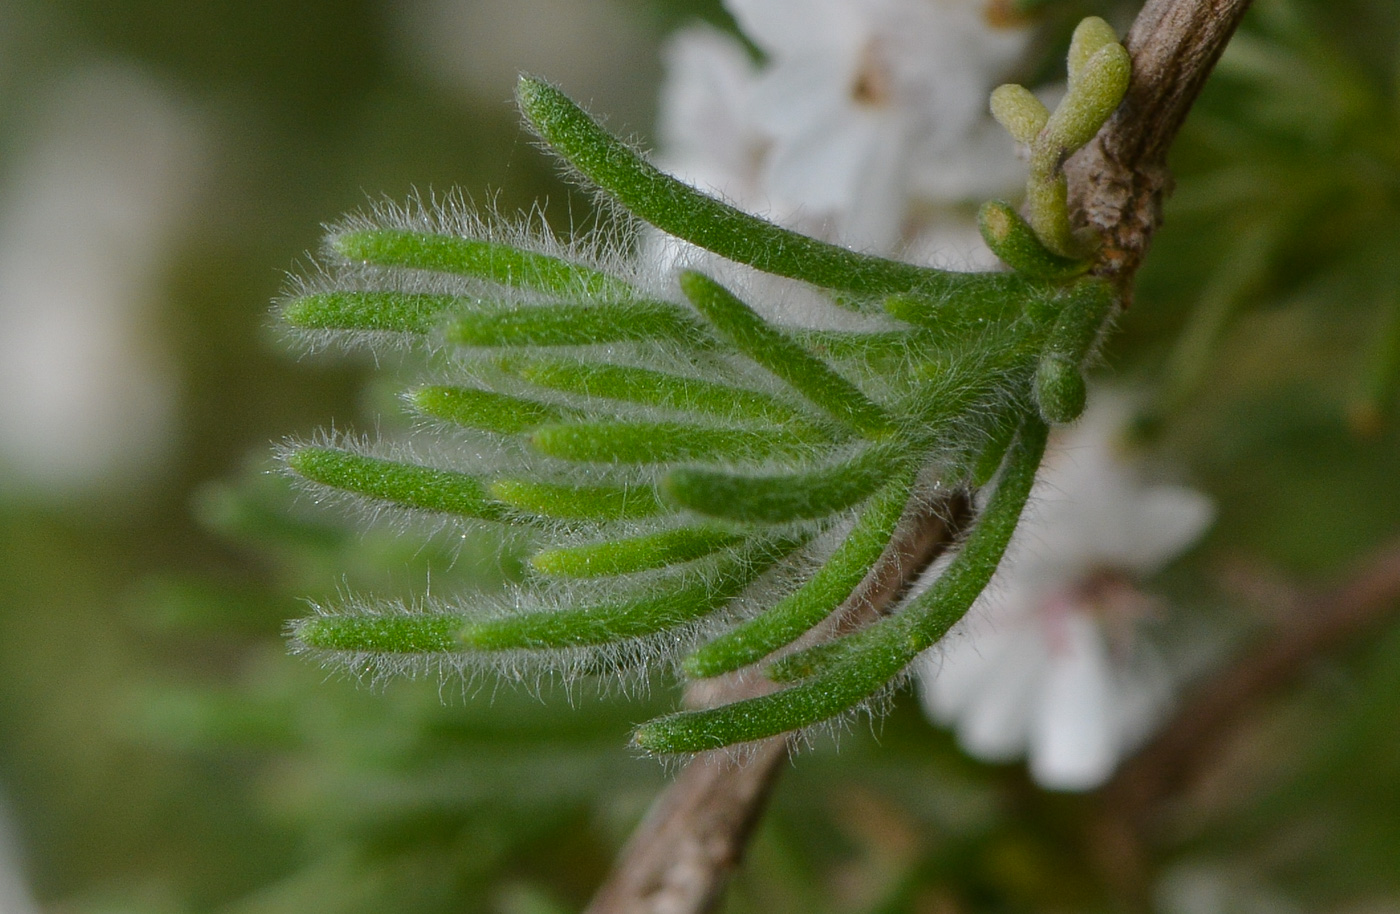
1159,221,1274,411
1350,285,1400,433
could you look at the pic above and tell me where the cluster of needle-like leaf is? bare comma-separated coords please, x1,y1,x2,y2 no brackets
278,19,1129,753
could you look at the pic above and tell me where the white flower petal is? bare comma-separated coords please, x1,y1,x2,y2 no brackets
747,56,856,139
760,106,880,215
1029,613,1118,791
955,628,1046,762
1111,645,1175,752
1108,486,1216,575
830,122,911,252
1026,393,1215,577
723,0,860,57
918,616,1013,723
910,118,1026,202
658,26,760,185
903,214,1002,272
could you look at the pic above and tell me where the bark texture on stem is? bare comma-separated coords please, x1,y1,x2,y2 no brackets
583,733,788,914
584,495,970,914
1066,0,1254,287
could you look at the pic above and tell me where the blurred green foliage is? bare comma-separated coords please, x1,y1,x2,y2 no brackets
0,0,1397,911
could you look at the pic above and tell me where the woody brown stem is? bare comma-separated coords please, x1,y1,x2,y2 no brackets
584,494,970,914
1066,0,1255,290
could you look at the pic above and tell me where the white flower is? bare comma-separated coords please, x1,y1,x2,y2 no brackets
731,0,1029,251
0,65,201,494
917,394,1215,791
656,0,1029,257
656,26,765,209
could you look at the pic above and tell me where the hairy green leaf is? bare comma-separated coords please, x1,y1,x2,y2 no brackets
408,385,575,434
679,270,895,435
293,611,467,653
531,526,748,578
460,539,802,649
488,478,666,521
531,419,818,464
333,228,633,298
447,300,708,348
633,418,1047,752
282,291,463,334
978,201,1090,280
683,474,913,678
516,76,993,302
1032,280,1117,423
286,447,507,521
664,443,908,524
500,356,817,428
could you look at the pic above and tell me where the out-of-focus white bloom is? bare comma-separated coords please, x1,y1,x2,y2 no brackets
901,211,1006,272
656,26,765,213
0,64,202,495
918,394,1215,791
651,25,883,331
733,0,1027,250
656,0,1029,259
0,791,38,914
1155,863,1304,914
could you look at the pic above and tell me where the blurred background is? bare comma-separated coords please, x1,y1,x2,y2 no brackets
0,0,1397,912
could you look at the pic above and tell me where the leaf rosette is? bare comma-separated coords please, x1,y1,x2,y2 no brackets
278,19,1130,754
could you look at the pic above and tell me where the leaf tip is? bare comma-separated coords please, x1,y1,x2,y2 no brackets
1034,354,1088,424
989,84,1049,145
